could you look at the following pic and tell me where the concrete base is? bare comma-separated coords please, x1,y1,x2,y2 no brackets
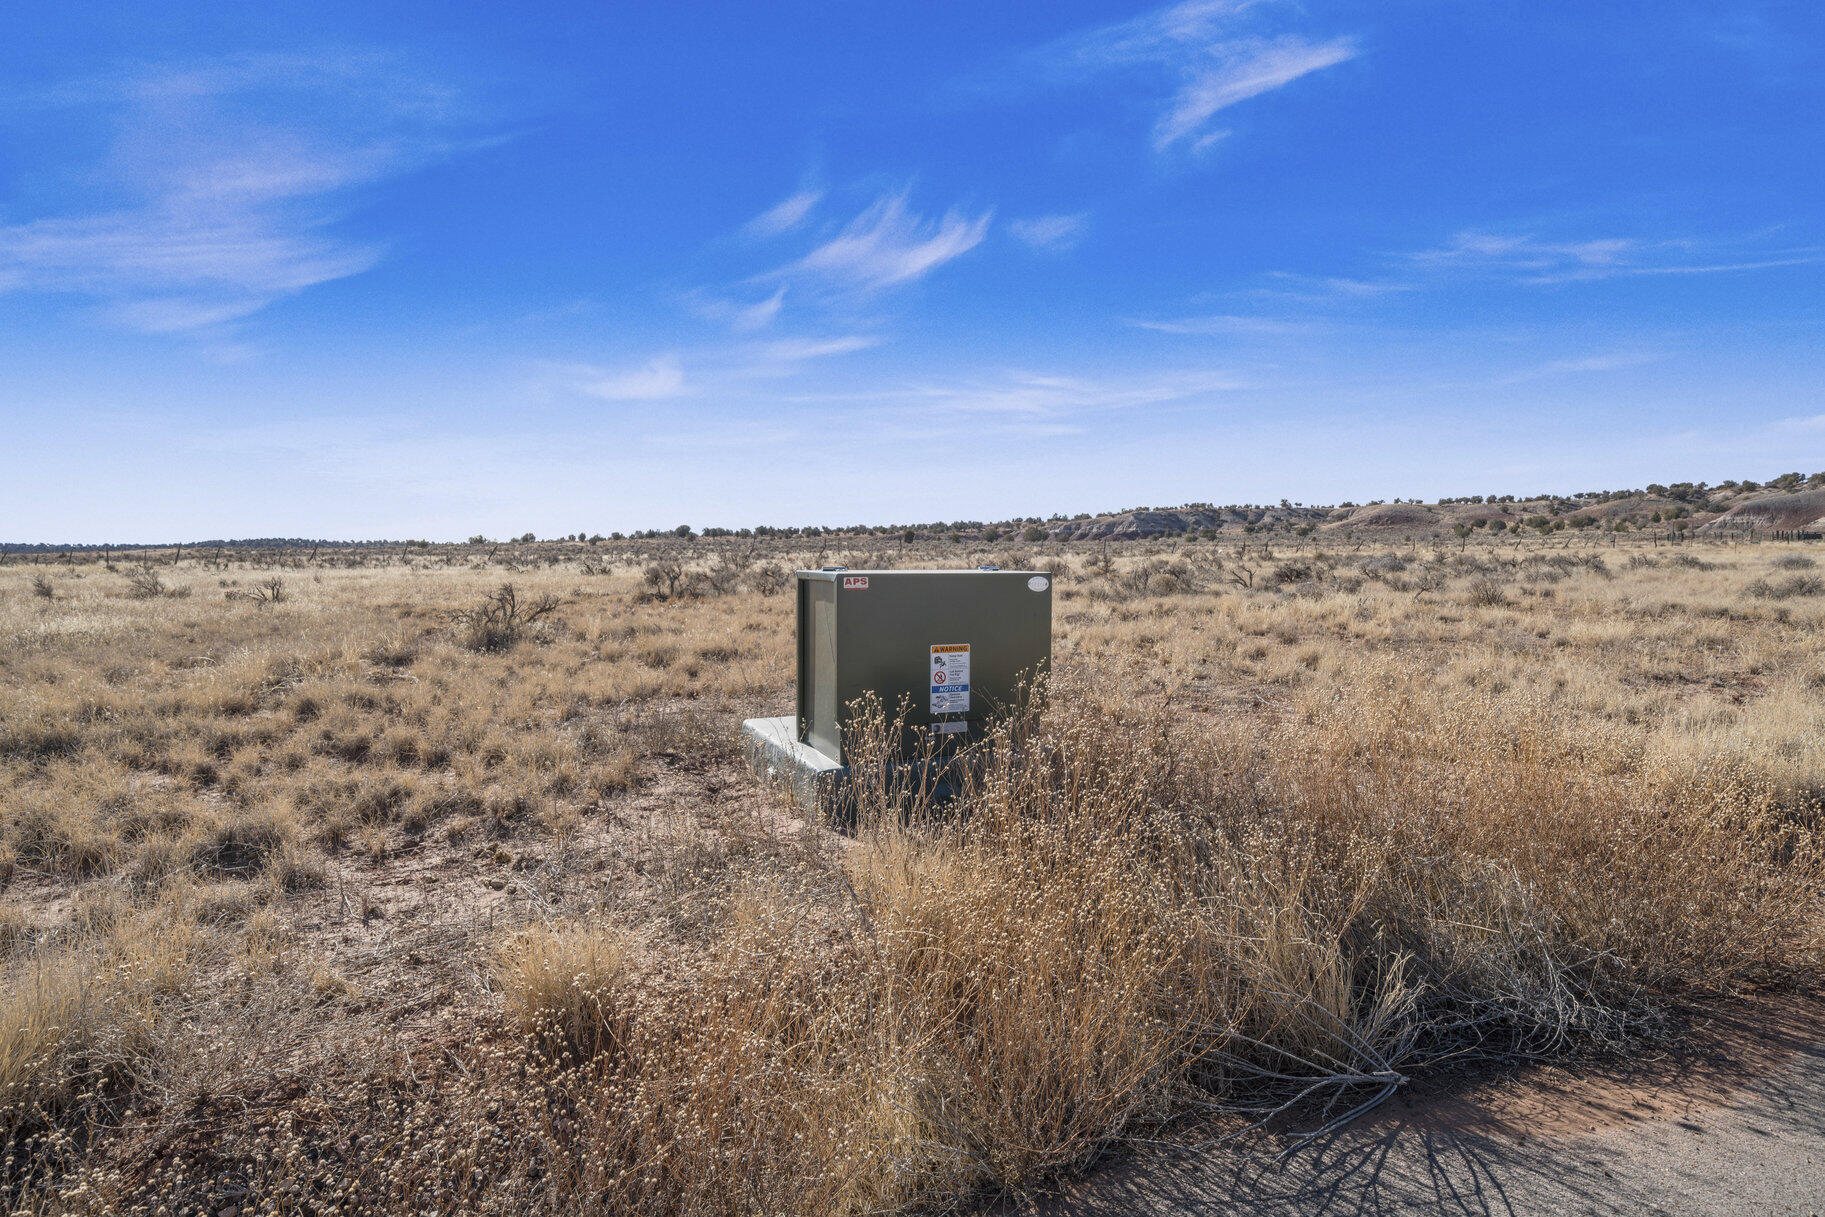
741,716,974,823
741,716,848,817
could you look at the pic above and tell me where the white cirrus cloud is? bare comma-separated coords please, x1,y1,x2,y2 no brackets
1406,230,1824,284
743,188,824,238
1128,312,1312,336
734,287,787,330
1490,351,1663,385
579,355,688,401
1021,1,1357,153
758,335,880,362
1150,36,1357,150
896,369,1241,416
0,50,487,336
1006,213,1089,252
773,192,992,294
1409,232,1641,272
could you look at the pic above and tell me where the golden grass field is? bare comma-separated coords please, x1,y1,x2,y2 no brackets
2,536,1822,1215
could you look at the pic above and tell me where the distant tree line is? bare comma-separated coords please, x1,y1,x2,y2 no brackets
12,470,1820,552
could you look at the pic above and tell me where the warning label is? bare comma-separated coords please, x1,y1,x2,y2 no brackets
930,644,970,714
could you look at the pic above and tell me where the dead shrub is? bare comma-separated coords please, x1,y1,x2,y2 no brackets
122,565,165,599
640,560,689,601
447,583,561,651
1268,560,1316,587
746,562,790,595
1112,557,1198,597
1464,576,1510,607
703,552,752,596
225,577,286,605
1748,574,1825,600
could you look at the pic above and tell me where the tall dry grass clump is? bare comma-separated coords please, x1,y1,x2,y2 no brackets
1259,664,1822,1044
502,663,1822,1214
1,909,196,1146
495,924,638,1061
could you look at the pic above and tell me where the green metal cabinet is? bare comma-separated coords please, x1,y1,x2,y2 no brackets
795,569,1053,764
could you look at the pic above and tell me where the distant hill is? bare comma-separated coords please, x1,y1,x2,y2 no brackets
1701,488,1825,534
1033,493,1724,541
1026,477,1825,541
1047,505,1334,539
1322,503,1441,531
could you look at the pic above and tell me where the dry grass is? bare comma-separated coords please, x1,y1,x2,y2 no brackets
0,906,196,1145
495,923,638,1060
1,534,1821,1214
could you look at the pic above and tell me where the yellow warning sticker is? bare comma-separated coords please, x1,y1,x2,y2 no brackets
930,643,970,714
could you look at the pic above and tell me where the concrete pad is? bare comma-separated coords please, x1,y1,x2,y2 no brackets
742,715,979,823
741,716,848,817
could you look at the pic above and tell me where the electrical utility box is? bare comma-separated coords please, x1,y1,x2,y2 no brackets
795,569,1053,765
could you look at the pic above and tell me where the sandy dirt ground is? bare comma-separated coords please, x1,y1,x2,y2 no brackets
1021,993,1825,1216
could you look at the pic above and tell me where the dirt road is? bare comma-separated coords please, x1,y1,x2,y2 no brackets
1029,993,1825,1217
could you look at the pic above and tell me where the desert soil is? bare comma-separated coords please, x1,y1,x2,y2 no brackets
1024,992,1825,1216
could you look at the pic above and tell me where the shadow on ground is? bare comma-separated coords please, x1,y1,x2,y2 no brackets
1014,993,1825,1217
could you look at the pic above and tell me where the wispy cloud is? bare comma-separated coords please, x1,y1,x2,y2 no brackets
1128,312,1312,336
889,369,1240,417
1534,352,1660,374
1024,1,1357,152
686,285,789,332
552,333,875,404
1612,255,1823,278
1006,213,1089,252
0,50,486,336
770,191,992,294
1246,230,1822,308
1248,271,1417,304
1151,36,1356,150
733,287,787,330
1493,351,1663,384
743,188,824,238
757,335,879,362
577,355,688,400
1409,232,1636,275
1407,230,1823,284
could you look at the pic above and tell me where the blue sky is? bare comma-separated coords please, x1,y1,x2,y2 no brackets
2,1,1821,540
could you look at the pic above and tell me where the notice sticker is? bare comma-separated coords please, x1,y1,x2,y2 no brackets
930,643,970,714
842,576,869,590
